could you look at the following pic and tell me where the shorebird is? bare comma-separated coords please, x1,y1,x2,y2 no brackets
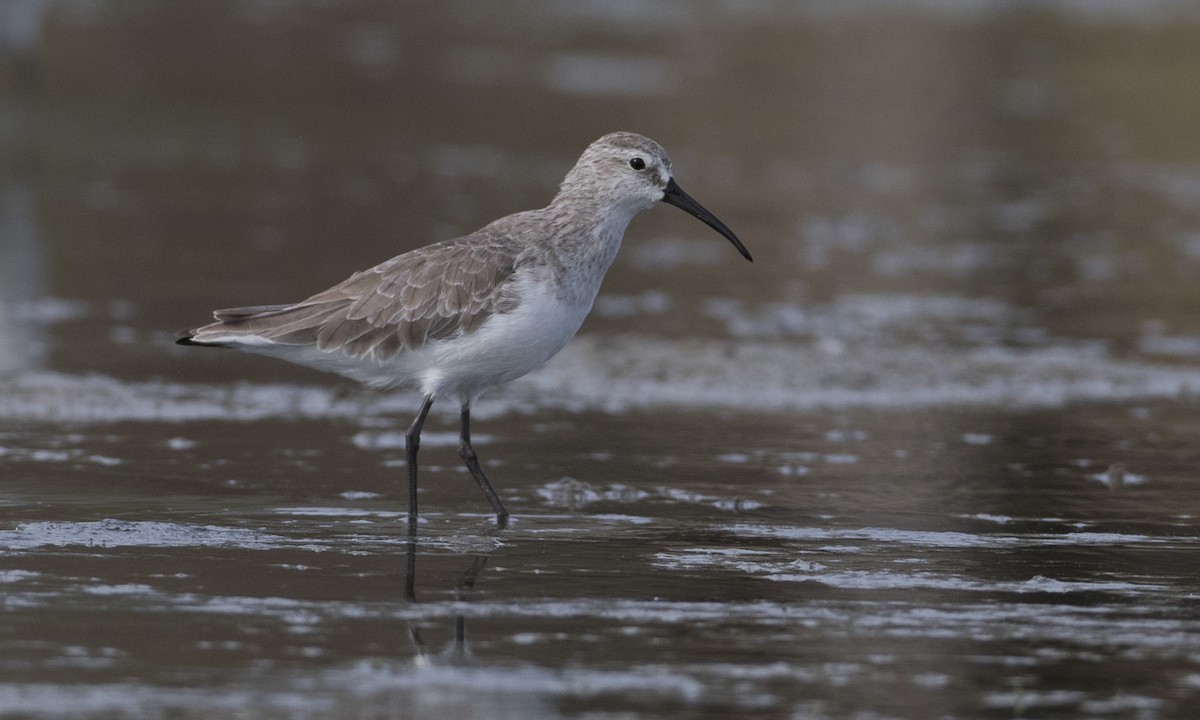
178,132,751,529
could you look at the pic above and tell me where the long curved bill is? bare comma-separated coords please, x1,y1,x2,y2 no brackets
661,177,753,262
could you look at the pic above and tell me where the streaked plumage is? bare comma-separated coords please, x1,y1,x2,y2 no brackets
178,132,751,528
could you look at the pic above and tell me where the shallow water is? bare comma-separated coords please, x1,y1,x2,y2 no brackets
3,2,1200,719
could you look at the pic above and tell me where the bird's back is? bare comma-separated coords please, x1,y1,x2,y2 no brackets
183,224,529,354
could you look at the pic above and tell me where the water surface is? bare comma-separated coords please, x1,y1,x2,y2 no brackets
2,2,1200,718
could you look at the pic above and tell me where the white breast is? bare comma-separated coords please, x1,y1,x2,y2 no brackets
408,270,597,403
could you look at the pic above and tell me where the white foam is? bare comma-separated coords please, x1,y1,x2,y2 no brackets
721,524,1186,550
0,520,289,550
6,331,1200,423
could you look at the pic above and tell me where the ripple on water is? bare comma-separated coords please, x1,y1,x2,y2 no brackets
0,519,289,551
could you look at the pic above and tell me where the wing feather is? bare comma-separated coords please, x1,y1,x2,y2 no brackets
185,227,528,359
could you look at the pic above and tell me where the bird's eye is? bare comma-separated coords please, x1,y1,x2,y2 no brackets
629,157,646,171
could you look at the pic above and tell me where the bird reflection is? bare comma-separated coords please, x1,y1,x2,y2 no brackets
403,531,493,660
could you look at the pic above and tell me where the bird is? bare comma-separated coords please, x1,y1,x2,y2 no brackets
177,132,751,530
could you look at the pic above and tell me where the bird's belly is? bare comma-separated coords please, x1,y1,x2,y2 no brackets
250,280,595,400
416,283,592,402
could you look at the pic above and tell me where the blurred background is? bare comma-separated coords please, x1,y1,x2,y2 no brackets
2,2,1200,719
2,0,1200,387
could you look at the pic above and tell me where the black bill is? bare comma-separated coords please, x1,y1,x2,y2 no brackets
661,177,752,262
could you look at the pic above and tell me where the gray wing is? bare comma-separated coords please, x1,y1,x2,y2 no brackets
190,229,526,359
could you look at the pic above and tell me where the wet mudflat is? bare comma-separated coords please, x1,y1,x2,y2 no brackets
1,399,1198,719
4,1,1200,718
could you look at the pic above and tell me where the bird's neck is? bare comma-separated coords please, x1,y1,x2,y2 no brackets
543,193,639,299
549,191,637,248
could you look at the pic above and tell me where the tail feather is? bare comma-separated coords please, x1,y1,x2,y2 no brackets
212,304,295,322
177,301,352,349
175,328,231,348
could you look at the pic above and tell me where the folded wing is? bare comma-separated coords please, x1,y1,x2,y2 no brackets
184,231,525,359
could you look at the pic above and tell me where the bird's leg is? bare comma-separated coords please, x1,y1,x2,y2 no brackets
459,403,510,526
405,394,435,535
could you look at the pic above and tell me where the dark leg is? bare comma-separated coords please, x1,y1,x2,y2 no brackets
405,394,435,535
404,534,417,601
459,403,510,525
